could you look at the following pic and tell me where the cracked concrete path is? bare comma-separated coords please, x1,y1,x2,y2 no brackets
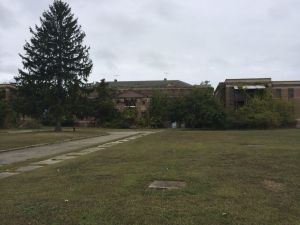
0,131,142,165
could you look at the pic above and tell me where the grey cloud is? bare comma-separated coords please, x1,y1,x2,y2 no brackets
268,0,300,19
0,3,18,28
208,58,232,68
1,0,300,86
95,48,119,70
138,52,171,70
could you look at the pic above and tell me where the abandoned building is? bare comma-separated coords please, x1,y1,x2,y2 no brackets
0,83,16,101
88,79,194,118
215,78,300,119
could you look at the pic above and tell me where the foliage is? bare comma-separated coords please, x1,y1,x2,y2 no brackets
90,79,119,125
148,88,225,128
15,0,92,131
182,88,225,128
121,108,138,128
18,119,42,129
226,92,295,128
0,100,17,128
148,92,170,128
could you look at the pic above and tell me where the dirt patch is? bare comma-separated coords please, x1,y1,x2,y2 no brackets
148,180,186,190
241,144,265,148
262,179,285,192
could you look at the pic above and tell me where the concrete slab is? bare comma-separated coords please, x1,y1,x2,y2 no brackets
0,131,143,165
81,148,99,153
101,143,116,147
148,180,186,190
0,172,19,179
52,155,77,160
32,159,63,165
65,152,88,156
16,165,43,172
97,145,107,148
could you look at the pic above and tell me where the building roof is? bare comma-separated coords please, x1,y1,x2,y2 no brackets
224,78,272,84
272,81,300,87
106,80,192,89
0,83,16,89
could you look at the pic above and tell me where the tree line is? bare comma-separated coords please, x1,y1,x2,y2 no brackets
0,81,295,129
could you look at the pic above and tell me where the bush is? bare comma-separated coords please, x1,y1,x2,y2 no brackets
226,93,295,129
182,88,226,129
18,119,42,129
0,100,17,128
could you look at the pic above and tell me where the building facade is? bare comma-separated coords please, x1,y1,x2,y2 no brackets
90,79,194,118
0,83,16,101
215,78,300,119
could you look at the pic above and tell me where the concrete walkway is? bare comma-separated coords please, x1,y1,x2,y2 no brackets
0,131,142,165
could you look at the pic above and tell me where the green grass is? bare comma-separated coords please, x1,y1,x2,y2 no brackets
0,128,107,150
0,129,300,225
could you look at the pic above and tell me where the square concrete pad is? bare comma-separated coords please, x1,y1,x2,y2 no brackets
148,180,186,190
0,172,19,179
16,165,43,172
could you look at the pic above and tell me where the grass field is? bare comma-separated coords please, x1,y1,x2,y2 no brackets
0,129,300,225
0,128,107,150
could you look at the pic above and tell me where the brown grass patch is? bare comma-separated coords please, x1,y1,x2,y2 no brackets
262,179,285,192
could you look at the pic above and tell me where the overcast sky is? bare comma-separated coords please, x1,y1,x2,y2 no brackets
0,0,300,87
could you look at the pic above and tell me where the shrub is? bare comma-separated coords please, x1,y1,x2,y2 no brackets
226,93,295,129
18,119,42,129
0,100,17,128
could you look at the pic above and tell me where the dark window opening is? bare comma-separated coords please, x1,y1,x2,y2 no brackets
275,89,282,98
124,98,136,107
141,111,146,118
288,88,294,99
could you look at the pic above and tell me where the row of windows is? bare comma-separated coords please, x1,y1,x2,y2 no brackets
116,99,147,106
275,88,294,98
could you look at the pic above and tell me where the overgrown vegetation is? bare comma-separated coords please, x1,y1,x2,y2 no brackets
0,100,17,128
226,92,295,128
1,81,296,129
149,87,226,128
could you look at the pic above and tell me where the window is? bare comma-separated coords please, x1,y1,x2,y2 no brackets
288,88,294,99
124,98,136,107
275,89,282,98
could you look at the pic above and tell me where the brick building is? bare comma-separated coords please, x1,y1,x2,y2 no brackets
90,79,194,118
0,83,16,101
215,78,300,120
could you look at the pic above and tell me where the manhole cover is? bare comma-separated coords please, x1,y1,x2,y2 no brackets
148,180,186,190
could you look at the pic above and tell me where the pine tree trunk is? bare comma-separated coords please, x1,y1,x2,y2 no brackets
55,117,62,132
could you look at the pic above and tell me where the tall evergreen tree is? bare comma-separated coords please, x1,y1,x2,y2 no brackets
15,0,93,131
